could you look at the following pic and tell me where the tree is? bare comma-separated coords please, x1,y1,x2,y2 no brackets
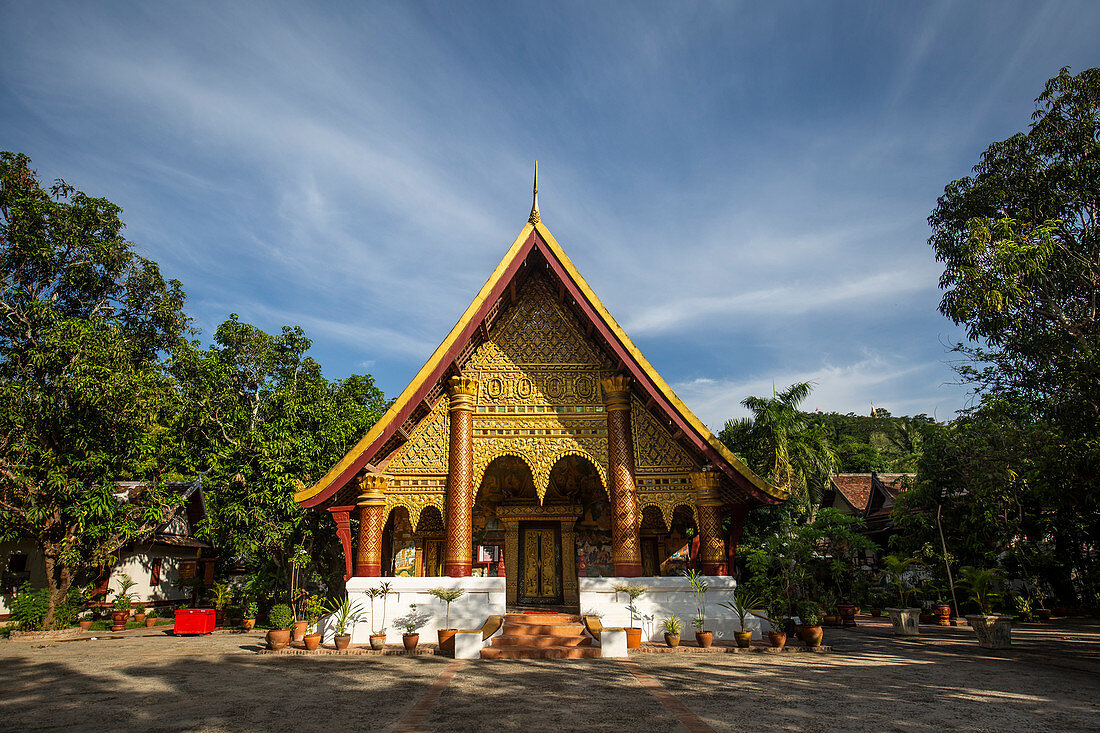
0,152,188,627
720,381,838,515
926,67,1100,602
170,316,387,601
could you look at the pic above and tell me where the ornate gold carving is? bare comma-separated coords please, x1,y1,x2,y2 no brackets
600,374,632,412
473,437,608,503
697,503,724,573
384,493,445,533
386,400,449,474
356,474,387,507
448,376,479,411
690,470,723,507
637,491,697,530
529,160,540,225
605,390,642,574
634,397,697,474
445,379,475,576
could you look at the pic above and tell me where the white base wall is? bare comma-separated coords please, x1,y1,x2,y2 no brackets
578,576,770,641
326,577,507,645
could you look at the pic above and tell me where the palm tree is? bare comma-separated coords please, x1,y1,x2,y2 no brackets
721,381,838,513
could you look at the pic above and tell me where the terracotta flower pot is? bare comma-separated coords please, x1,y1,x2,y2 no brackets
663,632,680,648
79,620,93,631
111,610,129,632
292,620,308,643
334,634,351,650
369,633,386,651
794,625,807,642
822,614,839,626
1036,608,1052,620
134,613,146,624
266,629,291,651
837,604,857,627
626,628,642,649
242,618,256,631
734,630,753,648
403,633,419,651
802,625,824,647
695,630,713,648
869,608,882,617
304,633,322,651
437,628,457,653
932,603,952,626
767,631,787,649
145,618,157,628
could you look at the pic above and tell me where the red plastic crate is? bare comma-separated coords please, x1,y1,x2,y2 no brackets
174,608,216,635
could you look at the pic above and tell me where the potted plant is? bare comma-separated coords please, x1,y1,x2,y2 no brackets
325,593,364,651
882,555,921,636
78,613,94,631
366,583,392,650
428,587,465,653
720,585,763,648
242,600,258,631
866,589,886,617
750,601,788,649
267,604,295,650
144,609,158,628
212,581,233,629
111,575,137,631
660,616,681,647
835,598,857,627
396,604,429,652
931,590,953,626
819,591,840,626
960,566,1012,649
303,594,327,651
133,601,147,624
613,583,647,649
683,570,711,648
797,601,824,647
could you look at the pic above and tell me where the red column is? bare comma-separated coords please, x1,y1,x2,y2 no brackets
356,475,387,577
327,505,355,580
692,471,726,575
601,375,642,577
445,376,478,577
726,503,750,578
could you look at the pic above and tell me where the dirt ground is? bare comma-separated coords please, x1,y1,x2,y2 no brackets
1,617,1097,732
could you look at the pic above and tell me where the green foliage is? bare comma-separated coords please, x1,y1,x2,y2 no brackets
211,581,233,610
395,604,429,634
881,555,918,608
268,603,296,630
660,616,681,635
720,584,764,631
169,314,387,603
958,566,1001,615
323,593,364,636
428,587,464,629
0,152,188,627
11,583,80,630
613,583,647,625
719,382,837,515
682,569,708,630
303,593,328,622
796,601,822,627
112,574,136,611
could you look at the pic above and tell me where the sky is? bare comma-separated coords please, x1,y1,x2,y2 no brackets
2,1,1098,429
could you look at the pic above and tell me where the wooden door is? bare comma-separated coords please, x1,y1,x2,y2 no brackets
520,524,561,602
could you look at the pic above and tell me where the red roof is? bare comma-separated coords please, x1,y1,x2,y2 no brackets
829,474,873,513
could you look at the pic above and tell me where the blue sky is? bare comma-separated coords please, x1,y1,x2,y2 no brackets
3,2,1098,428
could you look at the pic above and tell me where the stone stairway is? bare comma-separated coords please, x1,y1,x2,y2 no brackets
480,613,600,659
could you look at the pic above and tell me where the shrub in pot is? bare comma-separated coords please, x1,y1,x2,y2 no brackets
661,616,681,647
684,570,712,648
883,555,921,636
751,602,789,649
302,594,328,651
614,583,648,649
78,614,94,631
797,601,824,647
365,583,392,650
396,604,429,652
428,587,465,653
133,601,147,624
111,577,136,631
145,611,158,628
960,566,1012,649
242,600,258,631
720,585,764,649
266,604,295,650
325,593,365,651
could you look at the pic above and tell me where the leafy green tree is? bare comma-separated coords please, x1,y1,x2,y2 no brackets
925,67,1100,602
0,152,187,627
720,381,837,515
170,316,387,600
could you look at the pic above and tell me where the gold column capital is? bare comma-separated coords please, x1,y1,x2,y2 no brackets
447,375,479,412
357,474,388,507
691,470,723,507
600,374,632,412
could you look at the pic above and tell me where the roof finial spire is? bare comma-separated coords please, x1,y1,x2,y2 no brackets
528,160,540,224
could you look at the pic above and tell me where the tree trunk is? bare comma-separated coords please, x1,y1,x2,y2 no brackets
41,549,74,629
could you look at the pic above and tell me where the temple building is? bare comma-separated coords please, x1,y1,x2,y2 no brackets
294,170,786,618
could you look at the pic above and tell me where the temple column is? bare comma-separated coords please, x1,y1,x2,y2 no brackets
691,471,726,576
600,375,642,577
327,505,355,581
726,503,750,578
355,475,387,577
444,376,478,578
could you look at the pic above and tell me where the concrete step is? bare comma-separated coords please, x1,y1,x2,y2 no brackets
503,613,582,625
501,623,585,637
480,645,601,660
491,634,593,648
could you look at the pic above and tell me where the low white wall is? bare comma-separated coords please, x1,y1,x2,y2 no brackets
110,546,196,605
327,577,507,645
578,576,769,641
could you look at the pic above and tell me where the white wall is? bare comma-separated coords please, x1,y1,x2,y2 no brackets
324,577,507,644
110,545,197,605
0,540,45,617
579,576,770,641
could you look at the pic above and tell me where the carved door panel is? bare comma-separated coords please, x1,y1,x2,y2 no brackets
520,523,561,603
